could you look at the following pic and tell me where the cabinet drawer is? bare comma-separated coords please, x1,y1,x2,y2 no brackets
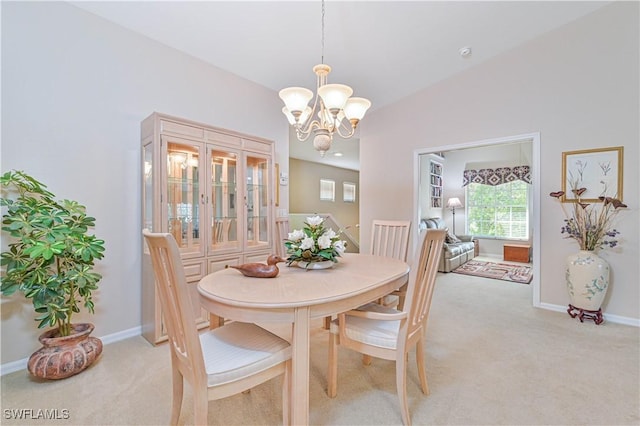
208,256,241,273
183,260,205,282
244,251,272,264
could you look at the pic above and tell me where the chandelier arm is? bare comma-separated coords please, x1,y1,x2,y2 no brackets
295,119,322,142
295,89,322,136
334,120,356,139
295,128,313,142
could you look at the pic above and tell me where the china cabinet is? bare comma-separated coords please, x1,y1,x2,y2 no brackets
141,112,275,344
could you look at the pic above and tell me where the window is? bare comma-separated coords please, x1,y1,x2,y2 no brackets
343,182,356,203
466,181,529,239
320,179,335,202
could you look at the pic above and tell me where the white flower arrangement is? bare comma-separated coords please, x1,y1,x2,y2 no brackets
284,216,346,267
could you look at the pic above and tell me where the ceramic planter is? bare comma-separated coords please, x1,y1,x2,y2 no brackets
27,323,103,380
565,251,609,324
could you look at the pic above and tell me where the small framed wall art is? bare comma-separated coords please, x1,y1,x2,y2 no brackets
561,146,623,202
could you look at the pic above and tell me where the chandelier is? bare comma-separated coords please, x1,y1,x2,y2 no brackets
278,0,371,157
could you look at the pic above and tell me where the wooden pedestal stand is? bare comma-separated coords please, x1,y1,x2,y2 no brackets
567,304,604,325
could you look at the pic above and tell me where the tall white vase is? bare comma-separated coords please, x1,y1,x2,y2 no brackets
565,250,610,312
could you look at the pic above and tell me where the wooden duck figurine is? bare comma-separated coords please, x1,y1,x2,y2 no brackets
228,254,285,278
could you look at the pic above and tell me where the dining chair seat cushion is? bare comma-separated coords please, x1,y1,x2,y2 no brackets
330,303,401,349
201,321,292,387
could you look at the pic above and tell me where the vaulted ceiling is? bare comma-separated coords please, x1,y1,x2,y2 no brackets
71,1,609,169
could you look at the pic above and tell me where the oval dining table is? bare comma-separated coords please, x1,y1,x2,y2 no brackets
197,253,410,425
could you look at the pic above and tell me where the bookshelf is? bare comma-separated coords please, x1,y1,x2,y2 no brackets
429,160,443,208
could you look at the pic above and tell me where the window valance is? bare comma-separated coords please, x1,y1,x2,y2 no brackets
462,165,531,187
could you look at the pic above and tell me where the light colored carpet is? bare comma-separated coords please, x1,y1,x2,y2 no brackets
2,272,639,425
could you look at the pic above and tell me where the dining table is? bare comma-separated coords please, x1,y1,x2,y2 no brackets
197,252,410,425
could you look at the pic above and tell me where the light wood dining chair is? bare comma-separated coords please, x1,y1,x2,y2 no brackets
323,219,412,330
143,230,292,426
274,216,290,259
327,228,445,426
371,220,412,309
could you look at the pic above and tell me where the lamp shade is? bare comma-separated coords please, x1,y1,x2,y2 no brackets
279,87,314,114
317,84,353,111
446,197,463,208
343,97,371,121
282,106,312,125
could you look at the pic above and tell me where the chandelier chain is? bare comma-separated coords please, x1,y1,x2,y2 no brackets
321,0,325,64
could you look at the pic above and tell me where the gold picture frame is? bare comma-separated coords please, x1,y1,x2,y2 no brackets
561,146,623,203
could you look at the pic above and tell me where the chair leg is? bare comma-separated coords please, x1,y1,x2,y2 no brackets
397,284,407,310
327,332,339,398
323,316,331,329
282,359,291,426
396,350,411,426
193,390,208,426
170,366,184,426
416,338,430,395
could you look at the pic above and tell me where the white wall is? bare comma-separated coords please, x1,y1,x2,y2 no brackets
289,158,360,243
1,2,289,365
360,2,639,320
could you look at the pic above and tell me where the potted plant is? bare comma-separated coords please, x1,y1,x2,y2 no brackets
1,170,106,379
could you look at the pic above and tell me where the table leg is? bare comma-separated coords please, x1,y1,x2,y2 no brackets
290,307,310,425
208,313,224,329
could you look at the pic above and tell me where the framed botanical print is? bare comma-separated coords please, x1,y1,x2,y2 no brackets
561,146,623,202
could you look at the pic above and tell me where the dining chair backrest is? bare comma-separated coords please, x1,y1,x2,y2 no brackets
370,220,411,261
143,230,206,385
402,228,446,339
275,217,290,258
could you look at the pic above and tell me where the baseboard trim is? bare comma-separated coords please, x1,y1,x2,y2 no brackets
0,326,142,376
538,302,640,327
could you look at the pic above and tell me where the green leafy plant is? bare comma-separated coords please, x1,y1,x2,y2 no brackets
1,170,105,336
284,215,346,267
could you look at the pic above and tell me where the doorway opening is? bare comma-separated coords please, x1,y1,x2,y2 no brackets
413,132,541,306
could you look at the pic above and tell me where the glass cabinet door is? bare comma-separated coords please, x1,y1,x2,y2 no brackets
165,139,204,258
245,153,270,250
142,141,154,233
209,148,241,254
